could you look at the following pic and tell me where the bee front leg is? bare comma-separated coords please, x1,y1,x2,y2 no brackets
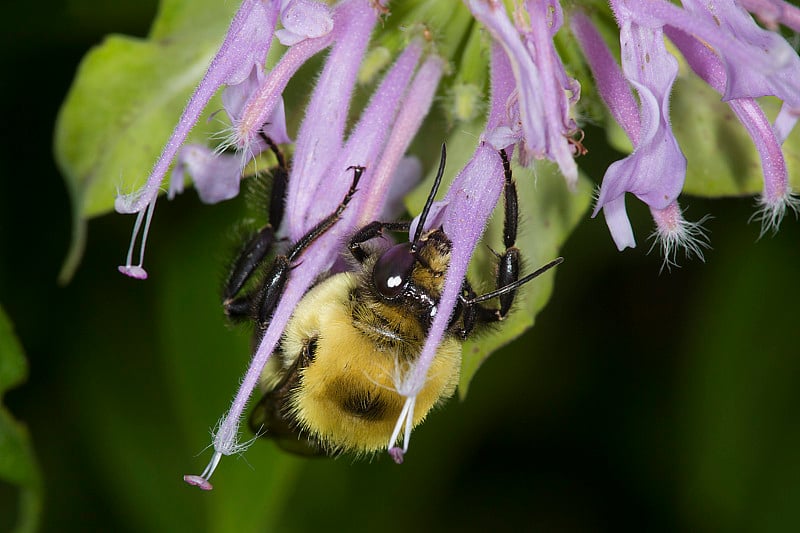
348,221,411,263
494,148,521,319
458,148,522,332
249,165,365,332
455,149,565,337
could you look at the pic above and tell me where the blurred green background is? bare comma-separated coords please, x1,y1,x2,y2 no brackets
2,1,800,531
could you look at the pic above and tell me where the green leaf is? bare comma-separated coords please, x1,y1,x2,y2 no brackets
672,77,800,198
53,0,240,281
0,306,42,533
406,127,592,397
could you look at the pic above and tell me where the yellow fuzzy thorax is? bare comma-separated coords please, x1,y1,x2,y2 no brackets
271,273,461,454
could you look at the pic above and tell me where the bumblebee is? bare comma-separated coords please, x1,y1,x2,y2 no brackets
222,140,561,456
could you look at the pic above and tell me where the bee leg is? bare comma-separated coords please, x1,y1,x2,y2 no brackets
455,148,521,335
448,280,480,339
455,149,564,337
258,131,289,228
221,133,289,321
347,144,447,263
494,148,521,319
252,165,365,331
223,226,278,320
348,221,411,263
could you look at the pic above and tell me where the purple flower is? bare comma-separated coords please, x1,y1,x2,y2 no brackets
664,22,799,236
226,12,335,157
184,31,444,489
106,0,800,487
676,0,800,232
116,0,282,279
283,0,383,240
467,0,580,186
116,0,335,279
573,0,800,257
624,0,800,139
385,42,530,460
220,65,291,149
276,0,334,46
388,142,506,463
676,0,800,112
168,66,291,205
739,0,800,32
169,145,243,204
649,203,710,271
573,3,689,253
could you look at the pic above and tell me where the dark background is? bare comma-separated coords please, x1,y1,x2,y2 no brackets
2,1,799,531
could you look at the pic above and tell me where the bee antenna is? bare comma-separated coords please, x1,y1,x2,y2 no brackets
467,257,564,305
412,143,447,248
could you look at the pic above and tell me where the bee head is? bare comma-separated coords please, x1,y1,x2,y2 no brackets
369,143,450,308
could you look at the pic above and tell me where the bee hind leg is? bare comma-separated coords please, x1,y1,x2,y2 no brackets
258,131,289,228
221,131,289,321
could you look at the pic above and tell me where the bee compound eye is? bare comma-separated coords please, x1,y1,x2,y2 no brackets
373,242,415,299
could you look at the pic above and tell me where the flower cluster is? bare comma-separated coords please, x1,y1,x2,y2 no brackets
572,0,800,262
112,0,800,488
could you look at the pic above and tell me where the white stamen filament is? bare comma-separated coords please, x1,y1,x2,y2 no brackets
118,198,156,279
387,395,417,463
388,396,414,451
401,396,416,453
201,451,222,479
183,450,221,491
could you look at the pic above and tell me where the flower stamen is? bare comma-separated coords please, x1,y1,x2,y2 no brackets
183,450,222,491
387,396,416,464
752,190,800,238
117,197,156,279
648,203,711,272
